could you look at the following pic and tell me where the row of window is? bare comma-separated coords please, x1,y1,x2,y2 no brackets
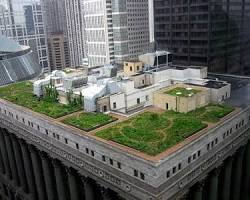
207,138,218,151
166,162,182,178
2,107,250,184
1,108,131,179
165,118,249,180
134,169,145,180
188,150,201,164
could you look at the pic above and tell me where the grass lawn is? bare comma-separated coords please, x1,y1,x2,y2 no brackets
165,87,200,97
0,81,81,118
96,104,234,156
63,112,117,131
188,104,234,123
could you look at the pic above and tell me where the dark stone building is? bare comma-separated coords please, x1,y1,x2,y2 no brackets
154,0,250,75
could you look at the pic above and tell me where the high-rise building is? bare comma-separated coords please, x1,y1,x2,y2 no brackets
47,34,70,70
154,0,250,75
82,0,153,67
0,0,49,72
41,0,70,70
65,0,85,67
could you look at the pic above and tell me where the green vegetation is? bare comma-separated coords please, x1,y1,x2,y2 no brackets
43,84,59,102
188,104,234,123
0,81,81,118
96,104,234,156
63,112,117,131
66,90,83,107
165,87,200,97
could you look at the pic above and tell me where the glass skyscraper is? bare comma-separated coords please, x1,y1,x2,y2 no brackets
0,0,49,71
154,0,250,75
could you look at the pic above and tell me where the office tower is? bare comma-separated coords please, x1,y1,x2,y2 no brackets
0,0,49,72
82,0,153,67
41,0,70,70
47,34,70,70
154,0,250,74
65,0,85,67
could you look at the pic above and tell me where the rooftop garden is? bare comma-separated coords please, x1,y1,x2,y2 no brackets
96,104,234,156
0,81,81,118
62,112,117,131
165,87,200,97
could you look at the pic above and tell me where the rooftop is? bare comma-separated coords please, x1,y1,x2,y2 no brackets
0,80,235,157
95,104,234,156
0,81,81,118
164,87,201,97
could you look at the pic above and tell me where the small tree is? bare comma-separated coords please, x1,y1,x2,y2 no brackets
44,84,58,102
78,92,84,107
66,89,73,105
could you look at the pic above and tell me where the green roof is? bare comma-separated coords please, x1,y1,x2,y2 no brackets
165,87,200,97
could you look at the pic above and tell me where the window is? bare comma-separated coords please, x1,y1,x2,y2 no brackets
146,95,149,101
137,98,140,104
198,150,201,157
173,167,176,174
134,169,138,177
142,80,145,85
215,138,218,144
76,143,79,149
37,125,40,131
193,154,196,160
130,66,133,71
53,132,56,138
91,150,95,157
65,138,68,144
22,118,25,123
85,148,89,154
178,163,182,170
140,172,145,180
166,103,169,110
188,156,191,163
56,134,60,140
113,102,117,109
102,155,106,162
45,129,49,135
137,66,140,71
166,171,170,178
207,143,210,150
117,162,121,169
110,159,113,165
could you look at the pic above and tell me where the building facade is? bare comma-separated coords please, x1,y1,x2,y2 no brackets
41,0,70,70
154,0,250,75
0,0,49,72
65,0,85,68
47,34,70,70
82,0,153,68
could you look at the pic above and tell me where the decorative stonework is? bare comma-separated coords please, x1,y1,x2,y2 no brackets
0,117,134,198
1,103,250,200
